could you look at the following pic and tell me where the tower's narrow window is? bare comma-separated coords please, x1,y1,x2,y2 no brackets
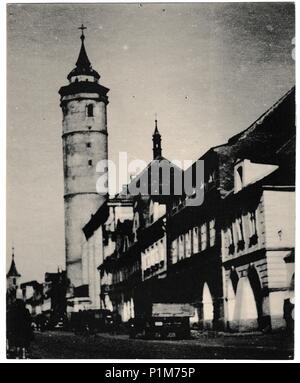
86,104,94,117
88,159,93,166
86,142,91,148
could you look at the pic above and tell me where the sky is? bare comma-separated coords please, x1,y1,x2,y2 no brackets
6,2,295,283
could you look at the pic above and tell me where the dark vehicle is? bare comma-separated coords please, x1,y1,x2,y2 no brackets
33,314,48,332
54,320,64,330
70,309,114,334
129,303,194,340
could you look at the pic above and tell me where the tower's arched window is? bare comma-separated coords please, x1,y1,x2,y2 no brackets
86,104,94,117
88,159,93,166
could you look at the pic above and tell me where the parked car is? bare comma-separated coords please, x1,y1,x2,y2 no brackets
129,303,194,340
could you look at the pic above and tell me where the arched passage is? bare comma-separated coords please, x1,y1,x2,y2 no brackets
248,266,264,329
226,270,239,327
202,282,214,329
233,268,261,332
231,269,239,293
227,280,236,323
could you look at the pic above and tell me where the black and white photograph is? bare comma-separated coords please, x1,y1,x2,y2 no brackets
5,1,296,361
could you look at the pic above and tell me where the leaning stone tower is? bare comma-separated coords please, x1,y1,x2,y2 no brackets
59,26,109,288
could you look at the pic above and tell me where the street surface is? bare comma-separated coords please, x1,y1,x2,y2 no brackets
28,330,294,360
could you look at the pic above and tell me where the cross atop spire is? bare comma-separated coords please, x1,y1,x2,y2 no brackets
78,24,87,41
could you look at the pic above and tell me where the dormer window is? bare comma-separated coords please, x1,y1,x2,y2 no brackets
234,159,278,193
237,166,243,188
234,160,245,193
86,104,94,117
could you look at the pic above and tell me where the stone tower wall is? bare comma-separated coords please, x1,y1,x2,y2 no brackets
62,93,108,288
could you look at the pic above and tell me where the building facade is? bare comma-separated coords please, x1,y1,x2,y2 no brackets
93,87,295,332
58,30,295,331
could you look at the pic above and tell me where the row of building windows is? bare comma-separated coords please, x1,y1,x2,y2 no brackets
224,211,258,256
171,220,216,264
142,238,166,270
112,261,140,284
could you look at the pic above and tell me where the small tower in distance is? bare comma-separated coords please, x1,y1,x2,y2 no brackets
59,25,109,290
152,117,162,159
7,247,21,291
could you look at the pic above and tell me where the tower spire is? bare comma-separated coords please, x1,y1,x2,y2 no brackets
67,24,100,81
152,115,162,159
7,246,21,278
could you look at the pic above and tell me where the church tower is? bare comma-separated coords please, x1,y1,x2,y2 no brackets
7,247,21,291
59,26,109,288
152,117,162,159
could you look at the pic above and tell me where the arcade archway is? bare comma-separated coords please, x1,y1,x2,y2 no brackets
202,282,214,329
233,267,262,331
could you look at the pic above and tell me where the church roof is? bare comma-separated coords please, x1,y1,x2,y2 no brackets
7,252,21,278
67,30,100,81
121,155,183,202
